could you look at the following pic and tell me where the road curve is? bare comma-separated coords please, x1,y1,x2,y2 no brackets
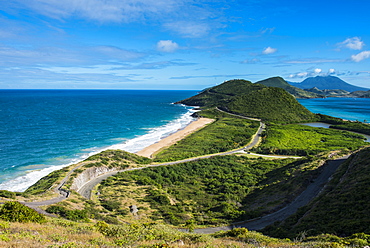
21,107,348,232
194,156,349,234
78,121,265,199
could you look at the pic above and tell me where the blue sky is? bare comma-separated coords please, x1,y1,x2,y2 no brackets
0,0,370,89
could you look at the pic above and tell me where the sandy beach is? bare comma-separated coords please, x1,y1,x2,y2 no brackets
136,117,214,158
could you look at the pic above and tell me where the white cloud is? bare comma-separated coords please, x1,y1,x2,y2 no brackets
338,37,365,50
262,46,277,55
240,58,260,64
156,40,179,53
328,68,335,74
297,72,308,77
314,68,322,74
351,51,370,62
6,0,182,23
94,46,143,60
164,21,210,38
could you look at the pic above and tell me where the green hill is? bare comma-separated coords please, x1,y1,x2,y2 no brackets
264,146,370,238
178,79,317,123
256,77,322,99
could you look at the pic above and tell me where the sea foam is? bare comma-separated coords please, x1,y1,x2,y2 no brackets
0,108,196,192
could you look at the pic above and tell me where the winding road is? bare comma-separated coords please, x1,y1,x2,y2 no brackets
77,120,266,199
194,156,349,233
15,109,355,233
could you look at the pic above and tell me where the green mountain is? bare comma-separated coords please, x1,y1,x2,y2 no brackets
177,79,317,123
289,75,369,92
256,77,322,98
264,147,370,238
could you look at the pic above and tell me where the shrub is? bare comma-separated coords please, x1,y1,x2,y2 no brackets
46,205,88,221
0,190,16,199
0,201,46,223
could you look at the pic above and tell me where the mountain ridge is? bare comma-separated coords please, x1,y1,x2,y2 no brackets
177,79,317,123
289,75,369,92
256,76,322,99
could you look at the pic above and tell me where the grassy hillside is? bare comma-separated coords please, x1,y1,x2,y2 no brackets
2,215,366,247
256,77,322,98
178,79,317,123
253,124,367,156
263,146,370,239
226,87,317,123
153,109,260,162
178,79,264,108
96,154,334,227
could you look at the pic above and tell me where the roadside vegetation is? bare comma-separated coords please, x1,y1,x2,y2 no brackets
1,214,368,247
97,154,331,227
24,167,70,196
2,80,370,246
264,146,370,239
153,108,260,162
253,124,367,156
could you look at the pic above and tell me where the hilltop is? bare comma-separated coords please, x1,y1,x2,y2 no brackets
256,76,322,99
1,78,370,247
178,79,317,123
289,75,369,92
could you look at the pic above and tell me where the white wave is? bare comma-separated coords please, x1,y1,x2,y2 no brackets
108,108,197,152
0,108,197,192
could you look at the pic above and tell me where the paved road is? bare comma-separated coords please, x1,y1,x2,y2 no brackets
20,162,88,209
194,156,349,234
18,108,351,232
78,120,265,199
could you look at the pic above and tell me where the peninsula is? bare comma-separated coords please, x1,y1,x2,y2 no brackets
1,78,370,247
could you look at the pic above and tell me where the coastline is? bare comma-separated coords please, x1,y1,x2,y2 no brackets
0,90,195,192
136,117,214,158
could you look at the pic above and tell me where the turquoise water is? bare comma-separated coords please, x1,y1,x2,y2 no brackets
298,98,370,122
0,90,197,191
1,92,369,192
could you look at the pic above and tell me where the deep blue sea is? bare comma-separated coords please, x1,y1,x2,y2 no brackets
0,90,197,191
1,91,370,192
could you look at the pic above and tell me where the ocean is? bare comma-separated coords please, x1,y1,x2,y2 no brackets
0,90,197,192
1,91,370,192
298,98,370,122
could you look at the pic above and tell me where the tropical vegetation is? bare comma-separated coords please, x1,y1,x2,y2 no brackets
253,123,367,155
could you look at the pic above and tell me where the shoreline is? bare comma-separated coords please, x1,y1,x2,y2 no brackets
136,117,214,158
0,107,198,192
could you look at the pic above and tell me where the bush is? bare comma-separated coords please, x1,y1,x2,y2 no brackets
0,201,46,223
46,205,88,221
0,190,16,199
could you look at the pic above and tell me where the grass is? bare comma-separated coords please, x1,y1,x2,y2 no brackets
0,217,368,247
253,124,367,155
96,154,330,227
263,146,370,239
153,109,260,162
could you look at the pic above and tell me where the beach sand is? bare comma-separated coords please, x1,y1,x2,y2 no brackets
136,117,214,158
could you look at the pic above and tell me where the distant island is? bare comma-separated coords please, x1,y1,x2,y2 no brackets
1,77,370,247
287,75,370,98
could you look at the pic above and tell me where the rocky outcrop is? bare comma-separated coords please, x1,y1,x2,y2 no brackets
71,166,117,191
